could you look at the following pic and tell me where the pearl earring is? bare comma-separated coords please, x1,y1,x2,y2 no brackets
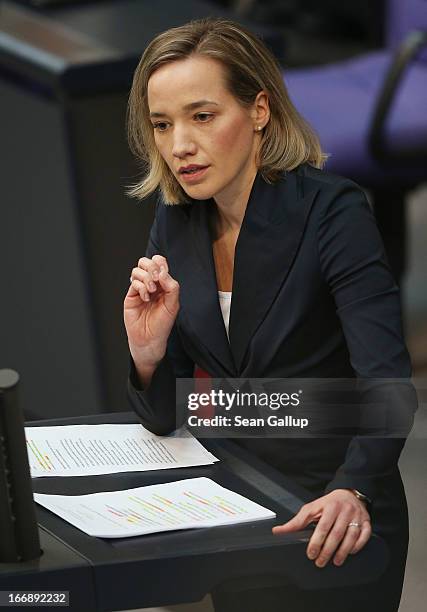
255,126,262,132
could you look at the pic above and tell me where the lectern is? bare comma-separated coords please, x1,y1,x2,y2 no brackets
0,411,389,612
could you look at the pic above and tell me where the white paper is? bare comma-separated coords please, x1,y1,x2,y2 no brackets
34,477,276,538
26,424,218,478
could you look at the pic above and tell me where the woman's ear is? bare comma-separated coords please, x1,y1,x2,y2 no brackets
252,90,270,130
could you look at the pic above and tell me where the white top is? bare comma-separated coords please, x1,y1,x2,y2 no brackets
218,291,232,339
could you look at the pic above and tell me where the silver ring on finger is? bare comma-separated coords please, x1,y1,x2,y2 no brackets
347,521,361,529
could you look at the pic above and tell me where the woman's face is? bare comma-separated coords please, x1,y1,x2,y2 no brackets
147,55,267,204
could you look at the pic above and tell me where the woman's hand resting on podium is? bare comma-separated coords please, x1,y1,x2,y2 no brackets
124,255,180,386
272,488,371,568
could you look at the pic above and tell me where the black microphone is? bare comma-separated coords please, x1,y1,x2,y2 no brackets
0,369,41,562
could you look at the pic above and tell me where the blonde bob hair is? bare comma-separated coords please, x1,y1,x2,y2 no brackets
127,17,327,205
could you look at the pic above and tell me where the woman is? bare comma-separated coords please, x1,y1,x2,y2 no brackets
124,17,415,612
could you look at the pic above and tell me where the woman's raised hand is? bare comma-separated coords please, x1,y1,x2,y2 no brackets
124,255,180,369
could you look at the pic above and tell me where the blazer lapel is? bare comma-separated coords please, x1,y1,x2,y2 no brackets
171,198,237,375
229,169,319,372
170,167,319,376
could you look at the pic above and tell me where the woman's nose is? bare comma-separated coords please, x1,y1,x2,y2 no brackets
172,127,197,158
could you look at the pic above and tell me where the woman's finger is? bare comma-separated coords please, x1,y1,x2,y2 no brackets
126,281,140,298
306,502,343,565
272,501,320,534
350,519,372,555
156,268,180,316
130,279,150,302
330,518,363,566
152,254,169,276
138,256,165,281
131,267,158,292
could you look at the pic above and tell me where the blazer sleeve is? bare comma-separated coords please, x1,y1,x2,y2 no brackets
316,180,417,502
127,206,195,435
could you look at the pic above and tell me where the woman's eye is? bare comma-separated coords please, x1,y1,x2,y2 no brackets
195,113,213,122
153,122,169,131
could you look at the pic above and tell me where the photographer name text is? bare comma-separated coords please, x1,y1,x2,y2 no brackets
187,415,309,428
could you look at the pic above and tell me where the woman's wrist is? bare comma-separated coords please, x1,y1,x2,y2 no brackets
348,488,372,508
132,360,158,389
130,346,165,389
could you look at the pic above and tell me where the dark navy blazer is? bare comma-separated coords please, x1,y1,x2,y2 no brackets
128,163,416,507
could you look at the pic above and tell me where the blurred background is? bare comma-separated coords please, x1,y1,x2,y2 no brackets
1,1,426,610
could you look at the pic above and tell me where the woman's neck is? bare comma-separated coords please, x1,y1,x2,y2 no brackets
212,170,257,235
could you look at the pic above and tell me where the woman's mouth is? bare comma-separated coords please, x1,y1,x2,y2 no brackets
179,166,209,183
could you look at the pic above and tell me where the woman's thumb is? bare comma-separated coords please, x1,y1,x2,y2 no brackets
158,267,179,305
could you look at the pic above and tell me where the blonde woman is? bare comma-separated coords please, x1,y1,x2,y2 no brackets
124,18,413,612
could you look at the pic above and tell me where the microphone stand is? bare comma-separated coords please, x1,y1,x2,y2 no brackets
0,369,41,562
